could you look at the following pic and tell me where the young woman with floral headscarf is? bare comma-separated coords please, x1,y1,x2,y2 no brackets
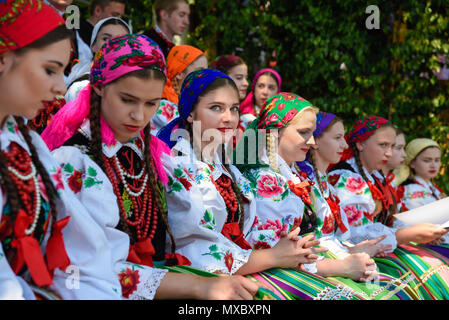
42,35,268,300
234,95,425,300
0,0,125,299
239,68,281,129
158,69,345,300
330,116,449,299
296,112,424,299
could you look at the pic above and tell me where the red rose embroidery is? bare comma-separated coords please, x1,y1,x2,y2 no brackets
257,175,284,198
345,176,366,194
178,177,192,191
119,268,140,299
68,170,83,194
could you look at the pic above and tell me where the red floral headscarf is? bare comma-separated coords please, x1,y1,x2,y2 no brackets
0,0,65,53
341,116,392,161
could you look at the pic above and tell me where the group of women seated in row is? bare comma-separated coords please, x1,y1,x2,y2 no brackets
1,1,448,300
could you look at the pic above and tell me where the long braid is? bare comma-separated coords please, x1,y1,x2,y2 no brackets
309,150,324,196
266,131,280,174
0,144,21,221
88,90,106,173
143,125,177,254
15,117,58,223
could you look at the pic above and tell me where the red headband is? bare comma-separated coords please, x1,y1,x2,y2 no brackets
0,0,66,54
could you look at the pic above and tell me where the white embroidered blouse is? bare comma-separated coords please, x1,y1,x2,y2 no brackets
0,116,122,300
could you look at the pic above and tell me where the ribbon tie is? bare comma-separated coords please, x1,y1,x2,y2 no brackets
46,216,71,277
221,222,252,249
374,176,395,210
287,180,312,205
11,209,53,287
127,238,155,267
325,195,348,234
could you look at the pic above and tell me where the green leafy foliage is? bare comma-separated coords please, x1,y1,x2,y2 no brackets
88,0,449,191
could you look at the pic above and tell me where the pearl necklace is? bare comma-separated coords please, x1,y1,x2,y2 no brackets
113,155,148,197
4,144,42,235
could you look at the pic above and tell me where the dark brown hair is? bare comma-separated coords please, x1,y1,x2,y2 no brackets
0,25,72,233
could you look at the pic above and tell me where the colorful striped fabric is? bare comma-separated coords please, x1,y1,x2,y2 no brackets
247,267,365,300
322,251,420,300
388,244,449,300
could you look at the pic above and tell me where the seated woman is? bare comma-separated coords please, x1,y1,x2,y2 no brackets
151,45,207,136
0,0,124,299
297,112,422,299
234,97,422,300
395,138,446,211
239,68,281,129
42,34,270,300
156,69,374,300
329,116,449,300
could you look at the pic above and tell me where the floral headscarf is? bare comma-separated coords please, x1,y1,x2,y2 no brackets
239,68,282,116
42,34,170,185
157,68,233,148
341,116,392,161
90,34,166,86
234,92,315,171
0,0,65,53
162,45,205,105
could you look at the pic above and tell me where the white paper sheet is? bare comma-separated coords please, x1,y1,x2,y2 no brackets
394,197,449,228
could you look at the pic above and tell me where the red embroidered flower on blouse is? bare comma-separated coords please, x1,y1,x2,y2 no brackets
119,268,141,299
328,174,340,186
224,252,234,273
67,170,83,194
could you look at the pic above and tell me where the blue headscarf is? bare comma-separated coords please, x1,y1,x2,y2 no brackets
157,68,233,148
296,111,337,177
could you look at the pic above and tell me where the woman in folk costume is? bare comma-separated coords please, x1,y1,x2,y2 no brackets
42,35,268,300
394,138,449,249
0,0,124,299
395,138,446,212
151,44,207,136
239,68,281,129
296,112,423,299
329,116,449,299
234,96,421,300
158,70,333,300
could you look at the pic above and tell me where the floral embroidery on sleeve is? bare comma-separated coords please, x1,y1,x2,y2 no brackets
202,244,234,273
118,266,142,299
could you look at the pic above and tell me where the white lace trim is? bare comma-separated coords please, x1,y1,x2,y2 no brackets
126,268,169,300
314,284,355,300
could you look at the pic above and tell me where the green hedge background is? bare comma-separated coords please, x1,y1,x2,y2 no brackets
75,0,449,191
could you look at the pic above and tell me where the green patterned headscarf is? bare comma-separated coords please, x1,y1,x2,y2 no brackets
233,92,316,171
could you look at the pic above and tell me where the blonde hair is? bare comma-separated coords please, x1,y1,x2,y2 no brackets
266,106,319,173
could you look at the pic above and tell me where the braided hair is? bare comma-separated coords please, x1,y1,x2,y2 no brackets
88,68,178,254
